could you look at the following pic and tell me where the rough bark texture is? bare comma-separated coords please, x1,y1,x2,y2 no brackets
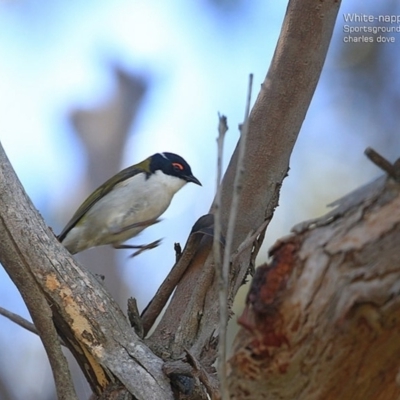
0,0,342,399
0,144,173,400
229,175,400,399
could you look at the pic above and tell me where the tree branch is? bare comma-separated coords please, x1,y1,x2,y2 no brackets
229,173,400,399
0,141,173,400
141,213,216,337
217,74,253,400
0,147,78,400
147,3,341,398
0,306,70,349
0,306,40,337
214,113,228,399
365,147,400,182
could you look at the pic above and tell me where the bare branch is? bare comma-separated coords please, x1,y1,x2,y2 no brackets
217,74,253,400
0,280,76,399
230,217,270,265
0,146,78,400
141,214,215,336
365,147,400,182
184,348,220,399
148,4,341,396
0,306,39,336
0,142,173,400
0,306,69,348
213,113,228,398
127,298,144,338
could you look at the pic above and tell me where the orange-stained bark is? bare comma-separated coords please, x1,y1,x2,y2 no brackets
229,176,400,400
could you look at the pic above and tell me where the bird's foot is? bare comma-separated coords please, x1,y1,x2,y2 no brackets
113,239,162,258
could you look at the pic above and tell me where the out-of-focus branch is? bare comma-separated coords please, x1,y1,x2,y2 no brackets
67,67,148,307
216,74,253,400
1,307,40,338
0,307,38,336
213,113,228,399
0,306,67,346
365,147,400,182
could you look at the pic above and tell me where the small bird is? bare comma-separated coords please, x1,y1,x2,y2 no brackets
58,152,201,255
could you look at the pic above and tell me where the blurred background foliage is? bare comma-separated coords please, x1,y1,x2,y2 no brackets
0,0,399,399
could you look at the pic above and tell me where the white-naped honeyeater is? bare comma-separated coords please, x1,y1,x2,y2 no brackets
58,152,201,255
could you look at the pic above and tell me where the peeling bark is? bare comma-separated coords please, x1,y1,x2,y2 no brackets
229,176,400,400
0,143,173,400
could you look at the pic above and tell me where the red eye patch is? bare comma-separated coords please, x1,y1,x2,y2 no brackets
172,162,184,170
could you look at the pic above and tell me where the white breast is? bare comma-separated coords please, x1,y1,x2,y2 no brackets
63,170,187,253
97,170,187,224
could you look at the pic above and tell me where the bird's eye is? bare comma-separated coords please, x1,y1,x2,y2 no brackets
172,162,184,171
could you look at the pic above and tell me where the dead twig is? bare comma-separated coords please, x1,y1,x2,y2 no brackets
230,217,270,265
141,214,215,336
365,147,400,182
174,243,182,263
0,306,39,336
127,298,144,338
184,348,220,399
217,74,253,400
0,306,68,347
213,113,228,397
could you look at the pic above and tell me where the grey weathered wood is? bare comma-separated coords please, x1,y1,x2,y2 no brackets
0,142,173,400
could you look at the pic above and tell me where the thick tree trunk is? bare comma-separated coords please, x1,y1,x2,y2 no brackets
0,0,342,399
229,174,400,400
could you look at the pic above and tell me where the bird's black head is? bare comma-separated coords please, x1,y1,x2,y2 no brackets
149,152,201,185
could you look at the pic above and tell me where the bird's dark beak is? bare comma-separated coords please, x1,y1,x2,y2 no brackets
186,175,202,186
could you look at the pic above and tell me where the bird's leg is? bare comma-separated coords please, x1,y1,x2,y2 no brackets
110,218,162,257
113,239,162,258
109,218,162,234
129,239,162,258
